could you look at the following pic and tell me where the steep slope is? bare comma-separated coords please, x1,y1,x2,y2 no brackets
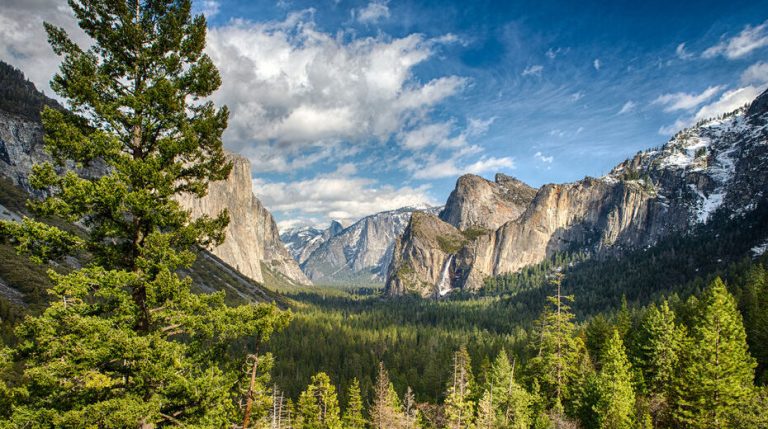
281,220,344,265
387,89,768,296
300,206,440,286
176,154,311,287
384,212,467,297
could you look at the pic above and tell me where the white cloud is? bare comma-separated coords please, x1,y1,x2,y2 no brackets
253,172,436,225
703,20,768,59
522,64,543,76
534,152,553,164
206,13,466,168
570,91,585,102
593,58,601,70
652,86,723,112
399,122,464,150
0,0,91,98
467,117,496,136
618,100,637,115
694,85,765,121
658,84,766,135
355,0,390,24
194,0,220,18
741,61,768,85
407,156,515,179
675,42,694,60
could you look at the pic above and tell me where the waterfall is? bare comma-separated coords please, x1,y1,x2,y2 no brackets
436,255,454,297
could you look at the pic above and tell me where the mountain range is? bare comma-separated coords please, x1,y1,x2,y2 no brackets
385,88,768,297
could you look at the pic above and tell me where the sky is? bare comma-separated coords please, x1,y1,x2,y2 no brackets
1,0,768,231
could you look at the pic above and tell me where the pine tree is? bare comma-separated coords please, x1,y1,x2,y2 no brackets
529,273,585,414
637,301,684,396
489,349,531,429
343,378,367,429
594,330,635,429
674,278,757,428
296,372,342,429
444,346,476,429
0,0,290,426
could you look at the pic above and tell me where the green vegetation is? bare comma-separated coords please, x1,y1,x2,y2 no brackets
0,0,290,426
437,235,466,254
461,227,490,241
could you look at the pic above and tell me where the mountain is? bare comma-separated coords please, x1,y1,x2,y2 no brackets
386,88,768,297
280,220,344,265
0,60,308,290
177,153,311,287
298,206,441,286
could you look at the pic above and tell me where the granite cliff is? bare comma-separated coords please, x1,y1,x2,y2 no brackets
387,88,768,297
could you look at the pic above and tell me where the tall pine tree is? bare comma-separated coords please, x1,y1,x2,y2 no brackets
296,372,342,429
529,273,585,415
0,0,290,426
674,277,756,429
489,349,531,429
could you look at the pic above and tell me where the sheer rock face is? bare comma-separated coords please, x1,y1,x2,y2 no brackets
178,154,311,286
387,88,768,297
384,212,467,298
299,207,438,286
439,173,538,231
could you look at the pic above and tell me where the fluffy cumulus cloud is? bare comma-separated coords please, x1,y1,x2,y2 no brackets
355,0,390,24
652,86,723,112
593,58,601,70
253,167,437,227
703,20,768,59
205,12,466,166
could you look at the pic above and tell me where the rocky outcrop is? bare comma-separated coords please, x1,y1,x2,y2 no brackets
440,173,537,230
385,212,467,297
386,88,768,297
299,206,440,285
178,154,311,286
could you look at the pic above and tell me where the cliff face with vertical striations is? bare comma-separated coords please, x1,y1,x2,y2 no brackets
177,154,311,287
386,88,768,297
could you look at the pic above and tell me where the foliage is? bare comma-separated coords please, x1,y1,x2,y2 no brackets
673,278,756,428
0,0,291,426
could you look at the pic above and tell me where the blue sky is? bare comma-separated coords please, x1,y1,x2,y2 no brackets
1,0,768,229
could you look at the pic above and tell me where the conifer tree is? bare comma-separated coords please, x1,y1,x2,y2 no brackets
0,0,290,426
529,274,584,414
296,372,342,429
674,278,756,428
343,378,367,429
489,349,531,429
444,346,476,429
637,301,684,396
594,330,635,429
402,386,422,429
